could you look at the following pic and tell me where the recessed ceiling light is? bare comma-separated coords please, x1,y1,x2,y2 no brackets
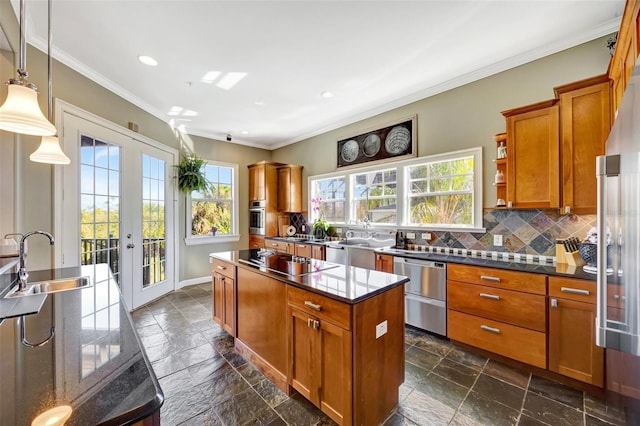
254,101,265,106
216,72,248,90
321,91,334,99
138,55,158,67
201,71,222,84
240,130,249,135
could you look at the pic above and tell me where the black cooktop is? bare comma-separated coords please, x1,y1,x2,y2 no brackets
239,250,339,276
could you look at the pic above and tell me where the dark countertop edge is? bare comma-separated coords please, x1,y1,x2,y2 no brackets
375,249,597,281
212,253,409,304
104,305,165,425
264,236,330,246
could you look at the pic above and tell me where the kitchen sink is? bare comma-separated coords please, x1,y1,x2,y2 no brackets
4,276,93,298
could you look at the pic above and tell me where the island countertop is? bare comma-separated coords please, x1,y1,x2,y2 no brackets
210,249,410,304
0,264,163,426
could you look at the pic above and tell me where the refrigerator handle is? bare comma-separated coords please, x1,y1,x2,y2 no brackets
595,155,618,348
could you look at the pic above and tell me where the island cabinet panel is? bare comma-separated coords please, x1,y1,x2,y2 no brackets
212,259,236,336
548,277,603,386
287,283,404,426
236,267,288,389
502,100,560,209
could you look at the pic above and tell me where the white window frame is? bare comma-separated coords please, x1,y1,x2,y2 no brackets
308,147,484,232
350,167,398,225
308,175,348,224
184,159,240,246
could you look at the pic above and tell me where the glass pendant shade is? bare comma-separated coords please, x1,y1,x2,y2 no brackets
0,83,57,136
30,134,70,164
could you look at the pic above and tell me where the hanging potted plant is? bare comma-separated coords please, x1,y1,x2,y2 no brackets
174,154,208,193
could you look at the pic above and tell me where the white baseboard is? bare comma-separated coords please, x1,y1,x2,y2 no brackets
177,276,211,290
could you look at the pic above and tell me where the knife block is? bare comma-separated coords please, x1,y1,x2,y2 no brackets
555,239,585,266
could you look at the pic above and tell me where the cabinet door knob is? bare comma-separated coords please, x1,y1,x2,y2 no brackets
564,206,571,214
551,298,558,308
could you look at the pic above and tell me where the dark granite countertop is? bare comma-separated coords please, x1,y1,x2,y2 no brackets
0,264,163,425
264,236,330,246
210,250,409,304
377,248,597,281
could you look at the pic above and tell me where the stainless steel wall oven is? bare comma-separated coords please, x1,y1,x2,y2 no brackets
249,200,265,235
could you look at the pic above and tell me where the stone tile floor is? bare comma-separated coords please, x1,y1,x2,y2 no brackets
132,283,629,426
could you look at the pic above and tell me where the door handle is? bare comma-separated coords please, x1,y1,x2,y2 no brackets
479,293,500,301
480,275,501,283
304,301,322,311
126,243,135,249
480,325,501,334
560,287,589,296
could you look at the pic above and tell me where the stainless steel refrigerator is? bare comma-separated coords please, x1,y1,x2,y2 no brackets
596,58,640,419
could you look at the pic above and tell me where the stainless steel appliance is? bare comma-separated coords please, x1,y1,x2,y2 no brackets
249,200,265,235
394,257,447,336
596,58,640,419
325,229,395,269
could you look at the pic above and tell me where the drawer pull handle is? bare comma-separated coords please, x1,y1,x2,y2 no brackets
480,325,501,334
271,243,278,247
613,294,620,300
299,245,306,248
217,265,226,270
479,293,500,301
304,301,322,311
560,287,589,296
480,275,501,283
307,318,320,330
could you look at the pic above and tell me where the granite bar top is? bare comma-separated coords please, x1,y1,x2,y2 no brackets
210,250,410,304
0,264,163,425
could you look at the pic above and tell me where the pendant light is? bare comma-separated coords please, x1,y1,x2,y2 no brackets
30,0,70,164
0,0,57,136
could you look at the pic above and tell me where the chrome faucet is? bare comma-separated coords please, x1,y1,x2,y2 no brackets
362,214,370,230
18,231,55,292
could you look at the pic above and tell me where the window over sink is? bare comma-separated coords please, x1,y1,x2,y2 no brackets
308,147,483,232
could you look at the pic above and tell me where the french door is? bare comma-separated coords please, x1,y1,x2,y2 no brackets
57,106,177,310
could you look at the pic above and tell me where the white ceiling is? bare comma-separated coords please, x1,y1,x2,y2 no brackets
15,0,624,149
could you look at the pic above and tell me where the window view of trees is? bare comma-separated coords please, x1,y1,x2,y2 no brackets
310,177,346,223
352,169,397,224
191,164,234,236
407,157,474,226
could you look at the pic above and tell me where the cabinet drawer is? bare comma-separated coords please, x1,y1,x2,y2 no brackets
294,243,312,258
448,310,546,368
212,258,236,280
447,264,546,295
549,276,596,304
265,239,291,253
288,286,351,330
447,281,546,332
249,235,265,249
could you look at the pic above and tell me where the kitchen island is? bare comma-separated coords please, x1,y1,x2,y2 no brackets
0,264,163,425
210,249,409,426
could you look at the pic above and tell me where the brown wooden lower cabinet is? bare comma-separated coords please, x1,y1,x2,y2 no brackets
375,253,394,273
249,234,264,249
548,276,603,386
311,244,325,260
287,284,405,426
212,259,236,336
289,306,352,425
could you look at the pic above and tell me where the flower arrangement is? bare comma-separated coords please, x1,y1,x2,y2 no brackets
311,197,329,237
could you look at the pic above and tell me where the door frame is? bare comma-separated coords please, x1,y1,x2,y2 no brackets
52,99,179,302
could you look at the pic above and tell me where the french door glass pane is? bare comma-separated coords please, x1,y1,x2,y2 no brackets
142,154,166,288
80,135,121,284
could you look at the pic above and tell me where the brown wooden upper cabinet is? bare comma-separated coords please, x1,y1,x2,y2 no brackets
554,75,611,215
502,100,560,209
248,162,267,201
608,0,640,113
277,165,303,212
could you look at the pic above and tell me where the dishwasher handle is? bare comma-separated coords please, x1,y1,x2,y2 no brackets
394,257,446,270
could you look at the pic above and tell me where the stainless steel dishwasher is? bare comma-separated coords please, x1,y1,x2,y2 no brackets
394,257,447,336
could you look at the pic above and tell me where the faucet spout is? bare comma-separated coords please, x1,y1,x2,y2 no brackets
18,231,55,292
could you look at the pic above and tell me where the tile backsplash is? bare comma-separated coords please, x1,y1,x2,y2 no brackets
291,209,596,258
